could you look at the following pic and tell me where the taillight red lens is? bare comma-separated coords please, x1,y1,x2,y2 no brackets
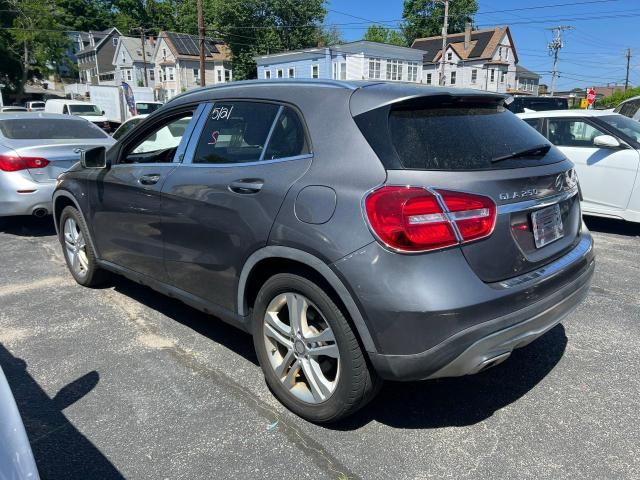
0,154,49,172
364,186,496,253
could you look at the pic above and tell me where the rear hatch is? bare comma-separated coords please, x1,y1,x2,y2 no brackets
352,87,581,282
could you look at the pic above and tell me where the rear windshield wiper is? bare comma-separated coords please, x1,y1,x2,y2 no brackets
491,144,551,163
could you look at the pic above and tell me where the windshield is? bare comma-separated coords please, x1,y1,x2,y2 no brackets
368,99,563,170
136,103,161,115
599,114,640,142
0,118,108,139
30,102,45,108
69,104,102,116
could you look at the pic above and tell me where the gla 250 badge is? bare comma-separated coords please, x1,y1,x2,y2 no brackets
498,188,538,201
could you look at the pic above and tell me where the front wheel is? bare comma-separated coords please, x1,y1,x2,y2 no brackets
59,206,106,287
252,273,380,423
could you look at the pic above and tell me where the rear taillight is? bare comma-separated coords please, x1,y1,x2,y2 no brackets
0,154,49,172
364,186,496,252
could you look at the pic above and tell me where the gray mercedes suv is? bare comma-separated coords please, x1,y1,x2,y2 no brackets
53,80,594,423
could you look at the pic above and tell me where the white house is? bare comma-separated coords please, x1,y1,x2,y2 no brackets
412,25,522,93
255,41,424,83
153,31,233,101
113,36,156,88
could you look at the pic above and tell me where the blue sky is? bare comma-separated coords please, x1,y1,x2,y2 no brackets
325,0,640,91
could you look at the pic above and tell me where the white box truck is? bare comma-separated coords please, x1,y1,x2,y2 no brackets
88,85,162,128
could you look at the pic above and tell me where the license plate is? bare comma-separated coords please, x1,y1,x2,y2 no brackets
531,204,564,248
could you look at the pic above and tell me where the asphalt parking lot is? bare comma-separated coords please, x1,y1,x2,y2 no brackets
0,216,638,480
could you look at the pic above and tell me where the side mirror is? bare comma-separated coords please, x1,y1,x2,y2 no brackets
593,135,621,148
81,146,107,169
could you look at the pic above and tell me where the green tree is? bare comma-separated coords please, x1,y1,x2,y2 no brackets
5,0,70,101
112,0,179,34
56,0,114,31
363,24,406,46
599,87,640,108
401,0,478,46
210,0,327,80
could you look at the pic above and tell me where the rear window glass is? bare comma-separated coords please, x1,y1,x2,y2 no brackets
384,101,560,170
136,103,161,115
506,97,568,113
0,118,108,139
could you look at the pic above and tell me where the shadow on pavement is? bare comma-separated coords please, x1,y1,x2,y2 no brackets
110,275,259,366
0,216,57,237
336,324,568,430
0,344,124,479
584,216,640,237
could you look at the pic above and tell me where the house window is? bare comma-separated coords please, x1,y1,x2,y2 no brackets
311,64,319,78
168,67,175,81
500,70,506,83
288,67,295,78
265,70,271,79
447,52,452,61
332,62,346,80
159,69,164,81
218,70,223,82
407,61,418,82
149,70,154,81
426,73,432,84
126,69,132,81
450,71,456,85
225,69,231,82
162,48,167,60
122,55,126,64
193,68,200,82
471,69,477,83
490,69,495,82
386,59,403,81
112,37,118,46
277,69,284,78
368,58,381,79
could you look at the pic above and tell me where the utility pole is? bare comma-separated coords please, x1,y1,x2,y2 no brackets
197,0,206,87
437,0,451,87
625,48,632,92
547,25,573,96
131,27,152,87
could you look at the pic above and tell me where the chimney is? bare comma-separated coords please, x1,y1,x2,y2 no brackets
464,22,471,50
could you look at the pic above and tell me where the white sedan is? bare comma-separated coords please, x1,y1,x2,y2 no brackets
518,109,640,223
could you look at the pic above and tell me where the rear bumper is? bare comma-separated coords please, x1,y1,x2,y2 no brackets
369,257,593,380
333,230,594,381
0,172,54,216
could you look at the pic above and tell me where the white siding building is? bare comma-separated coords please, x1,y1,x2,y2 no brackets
412,25,526,94
255,41,424,83
113,36,156,88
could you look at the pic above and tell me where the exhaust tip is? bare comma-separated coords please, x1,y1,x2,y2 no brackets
32,208,48,218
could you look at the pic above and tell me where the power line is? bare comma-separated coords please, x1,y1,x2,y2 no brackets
548,25,574,95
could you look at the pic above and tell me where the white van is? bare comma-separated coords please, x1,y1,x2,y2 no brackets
44,99,111,131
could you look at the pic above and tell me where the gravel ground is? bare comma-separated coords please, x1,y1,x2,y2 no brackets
0,215,638,480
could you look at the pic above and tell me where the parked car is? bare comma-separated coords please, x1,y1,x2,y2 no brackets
24,101,45,112
518,110,640,223
112,115,149,140
505,95,569,113
53,80,594,423
44,99,111,131
0,365,39,480
0,113,115,217
1,106,27,113
612,95,640,121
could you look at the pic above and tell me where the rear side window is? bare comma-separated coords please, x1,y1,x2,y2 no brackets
360,98,561,170
547,118,606,147
616,99,640,118
263,107,309,160
0,118,107,139
194,102,280,164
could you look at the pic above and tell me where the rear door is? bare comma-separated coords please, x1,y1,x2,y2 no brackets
354,93,581,283
161,100,312,310
88,105,202,279
544,117,639,212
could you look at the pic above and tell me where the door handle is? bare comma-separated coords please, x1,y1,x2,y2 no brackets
139,174,161,185
228,179,264,194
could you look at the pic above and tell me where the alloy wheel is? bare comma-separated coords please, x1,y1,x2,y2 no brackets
63,217,89,277
263,292,340,404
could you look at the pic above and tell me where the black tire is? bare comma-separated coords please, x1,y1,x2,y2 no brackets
58,206,107,287
252,273,381,423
